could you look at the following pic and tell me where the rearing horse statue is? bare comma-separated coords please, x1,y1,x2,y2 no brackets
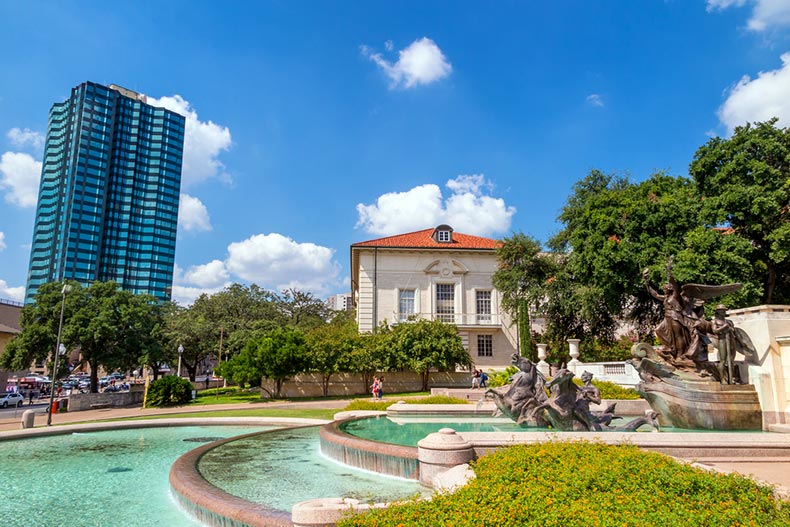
485,354,549,427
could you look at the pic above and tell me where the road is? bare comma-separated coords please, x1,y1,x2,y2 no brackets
0,402,48,418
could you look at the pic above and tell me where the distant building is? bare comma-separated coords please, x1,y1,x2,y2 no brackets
350,225,518,369
326,293,353,311
25,81,186,304
0,298,22,392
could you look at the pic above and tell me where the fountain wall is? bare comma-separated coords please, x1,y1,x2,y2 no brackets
728,305,790,426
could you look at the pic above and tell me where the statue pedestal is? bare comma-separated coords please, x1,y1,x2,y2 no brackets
638,375,763,430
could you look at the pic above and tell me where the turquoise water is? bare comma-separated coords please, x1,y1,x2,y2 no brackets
200,426,430,511
341,415,529,446
0,425,271,527
340,415,672,446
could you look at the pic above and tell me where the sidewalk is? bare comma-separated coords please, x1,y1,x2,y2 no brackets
0,397,352,432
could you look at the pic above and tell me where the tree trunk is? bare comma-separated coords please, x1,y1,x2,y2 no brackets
275,378,283,398
421,370,429,392
766,263,776,305
360,372,373,395
322,373,331,397
89,360,99,393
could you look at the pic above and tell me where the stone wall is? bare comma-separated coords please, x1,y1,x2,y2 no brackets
68,385,145,411
261,371,473,398
728,305,790,426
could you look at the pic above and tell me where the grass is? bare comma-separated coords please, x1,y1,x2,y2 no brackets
188,386,432,406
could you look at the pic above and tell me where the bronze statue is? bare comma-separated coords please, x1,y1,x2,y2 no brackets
488,358,656,432
485,354,549,426
643,256,741,369
700,304,757,384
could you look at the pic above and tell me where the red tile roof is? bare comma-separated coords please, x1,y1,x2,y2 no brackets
352,228,500,250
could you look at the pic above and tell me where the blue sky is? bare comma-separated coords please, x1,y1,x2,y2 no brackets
1,1,790,305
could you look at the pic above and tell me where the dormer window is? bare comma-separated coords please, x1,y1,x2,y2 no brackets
432,224,454,243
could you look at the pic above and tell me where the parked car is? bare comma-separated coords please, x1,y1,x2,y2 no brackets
0,393,24,408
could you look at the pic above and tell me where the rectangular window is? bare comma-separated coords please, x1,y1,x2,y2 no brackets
399,289,415,321
437,230,451,242
436,284,455,323
476,290,492,324
477,335,493,357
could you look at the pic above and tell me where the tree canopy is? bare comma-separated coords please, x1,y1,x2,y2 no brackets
386,319,471,391
689,118,790,304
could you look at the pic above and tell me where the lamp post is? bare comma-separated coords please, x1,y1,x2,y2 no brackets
47,284,71,426
177,344,184,378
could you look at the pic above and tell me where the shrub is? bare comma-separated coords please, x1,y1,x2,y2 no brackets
407,395,468,405
146,376,193,407
572,378,642,400
487,366,518,388
343,400,395,411
338,441,790,527
342,395,468,412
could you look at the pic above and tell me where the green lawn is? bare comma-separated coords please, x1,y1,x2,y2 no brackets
189,387,431,406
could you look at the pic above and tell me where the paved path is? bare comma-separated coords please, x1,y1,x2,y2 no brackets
0,397,353,432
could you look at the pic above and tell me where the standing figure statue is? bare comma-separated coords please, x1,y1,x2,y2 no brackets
643,256,741,370
701,304,758,384
710,304,736,384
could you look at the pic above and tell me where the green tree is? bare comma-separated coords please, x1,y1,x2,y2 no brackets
388,319,471,392
306,311,360,396
1,281,79,374
492,232,558,359
165,284,283,381
3,281,165,392
218,326,310,398
65,282,162,392
689,118,790,304
276,288,331,331
347,328,391,395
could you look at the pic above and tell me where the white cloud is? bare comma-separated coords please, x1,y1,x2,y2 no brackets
226,233,340,294
356,174,516,237
0,232,5,251
0,152,41,208
362,37,452,89
0,278,24,302
7,128,44,151
707,0,747,10
178,193,212,232
146,95,232,187
707,0,790,32
183,260,230,288
718,53,790,133
170,284,226,306
356,184,444,234
586,94,604,107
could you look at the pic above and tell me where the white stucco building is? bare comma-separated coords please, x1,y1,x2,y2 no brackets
350,225,518,369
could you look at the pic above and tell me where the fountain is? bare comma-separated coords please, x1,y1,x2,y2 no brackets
632,260,763,430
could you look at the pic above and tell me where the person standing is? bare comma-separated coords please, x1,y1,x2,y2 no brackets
371,377,380,400
471,369,481,389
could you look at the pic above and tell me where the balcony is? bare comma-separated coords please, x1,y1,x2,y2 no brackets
395,312,502,327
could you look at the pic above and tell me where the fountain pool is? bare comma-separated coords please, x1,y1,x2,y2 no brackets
0,425,270,526
198,426,429,511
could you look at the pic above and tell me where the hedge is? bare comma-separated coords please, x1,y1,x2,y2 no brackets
338,441,790,527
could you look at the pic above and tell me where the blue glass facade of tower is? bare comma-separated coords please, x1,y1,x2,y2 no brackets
25,81,185,303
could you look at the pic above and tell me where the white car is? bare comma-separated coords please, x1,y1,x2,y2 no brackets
0,393,24,408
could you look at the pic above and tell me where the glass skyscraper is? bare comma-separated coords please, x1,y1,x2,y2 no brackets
25,81,186,303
